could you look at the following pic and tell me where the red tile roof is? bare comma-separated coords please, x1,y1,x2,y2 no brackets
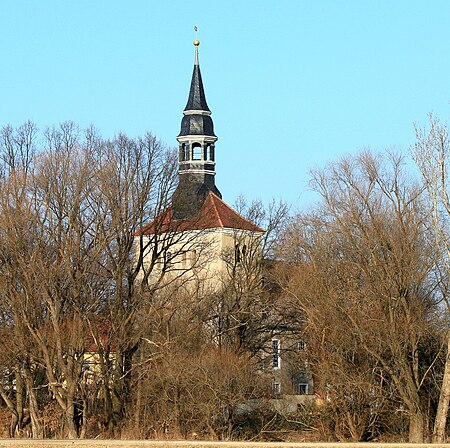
137,192,265,235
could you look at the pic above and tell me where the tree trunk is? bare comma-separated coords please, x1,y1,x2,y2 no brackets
65,403,78,439
103,382,116,430
433,333,450,443
134,346,144,434
14,369,24,435
9,413,19,438
79,399,87,439
29,398,42,439
0,384,19,438
346,410,362,441
96,345,116,430
23,366,43,438
409,408,425,443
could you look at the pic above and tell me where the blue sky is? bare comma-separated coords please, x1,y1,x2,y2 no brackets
0,1,449,209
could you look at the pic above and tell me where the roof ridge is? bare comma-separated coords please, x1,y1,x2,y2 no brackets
209,192,224,227
209,192,265,232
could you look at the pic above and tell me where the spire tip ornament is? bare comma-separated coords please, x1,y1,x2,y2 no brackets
193,25,200,65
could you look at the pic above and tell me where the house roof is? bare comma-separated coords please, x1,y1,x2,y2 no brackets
137,192,265,235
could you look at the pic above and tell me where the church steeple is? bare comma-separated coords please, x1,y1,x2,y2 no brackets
172,39,222,220
183,43,211,113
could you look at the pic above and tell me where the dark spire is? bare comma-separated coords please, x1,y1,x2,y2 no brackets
184,47,210,112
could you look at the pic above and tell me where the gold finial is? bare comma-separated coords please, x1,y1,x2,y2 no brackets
193,39,200,46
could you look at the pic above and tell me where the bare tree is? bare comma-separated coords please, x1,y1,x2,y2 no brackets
0,122,184,437
84,130,177,429
134,298,266,440
276,150,439,442
7,122,103,438
413,115,450,443
205,198,289,356
0,121,43,438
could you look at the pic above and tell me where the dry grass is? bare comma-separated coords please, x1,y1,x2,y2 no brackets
1,441,450,448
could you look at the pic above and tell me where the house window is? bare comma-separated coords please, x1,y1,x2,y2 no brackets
272,381,281,395
272,339,280,369
294,382,308,395
297,341,306,351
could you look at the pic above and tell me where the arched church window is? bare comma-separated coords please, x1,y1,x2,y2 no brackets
192,143,202,160
180,144,186,161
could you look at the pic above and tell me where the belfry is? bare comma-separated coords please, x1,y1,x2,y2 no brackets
172,39,222,220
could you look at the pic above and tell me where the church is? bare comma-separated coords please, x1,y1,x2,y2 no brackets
136,39,264,293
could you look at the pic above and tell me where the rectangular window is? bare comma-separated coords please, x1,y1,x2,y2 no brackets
294,383,308,395
235,244,241,263
272,339,280,369
272,381,281,395
297,341,306,351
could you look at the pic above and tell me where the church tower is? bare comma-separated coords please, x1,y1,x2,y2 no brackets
172,40,222,220
136,38,264,290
